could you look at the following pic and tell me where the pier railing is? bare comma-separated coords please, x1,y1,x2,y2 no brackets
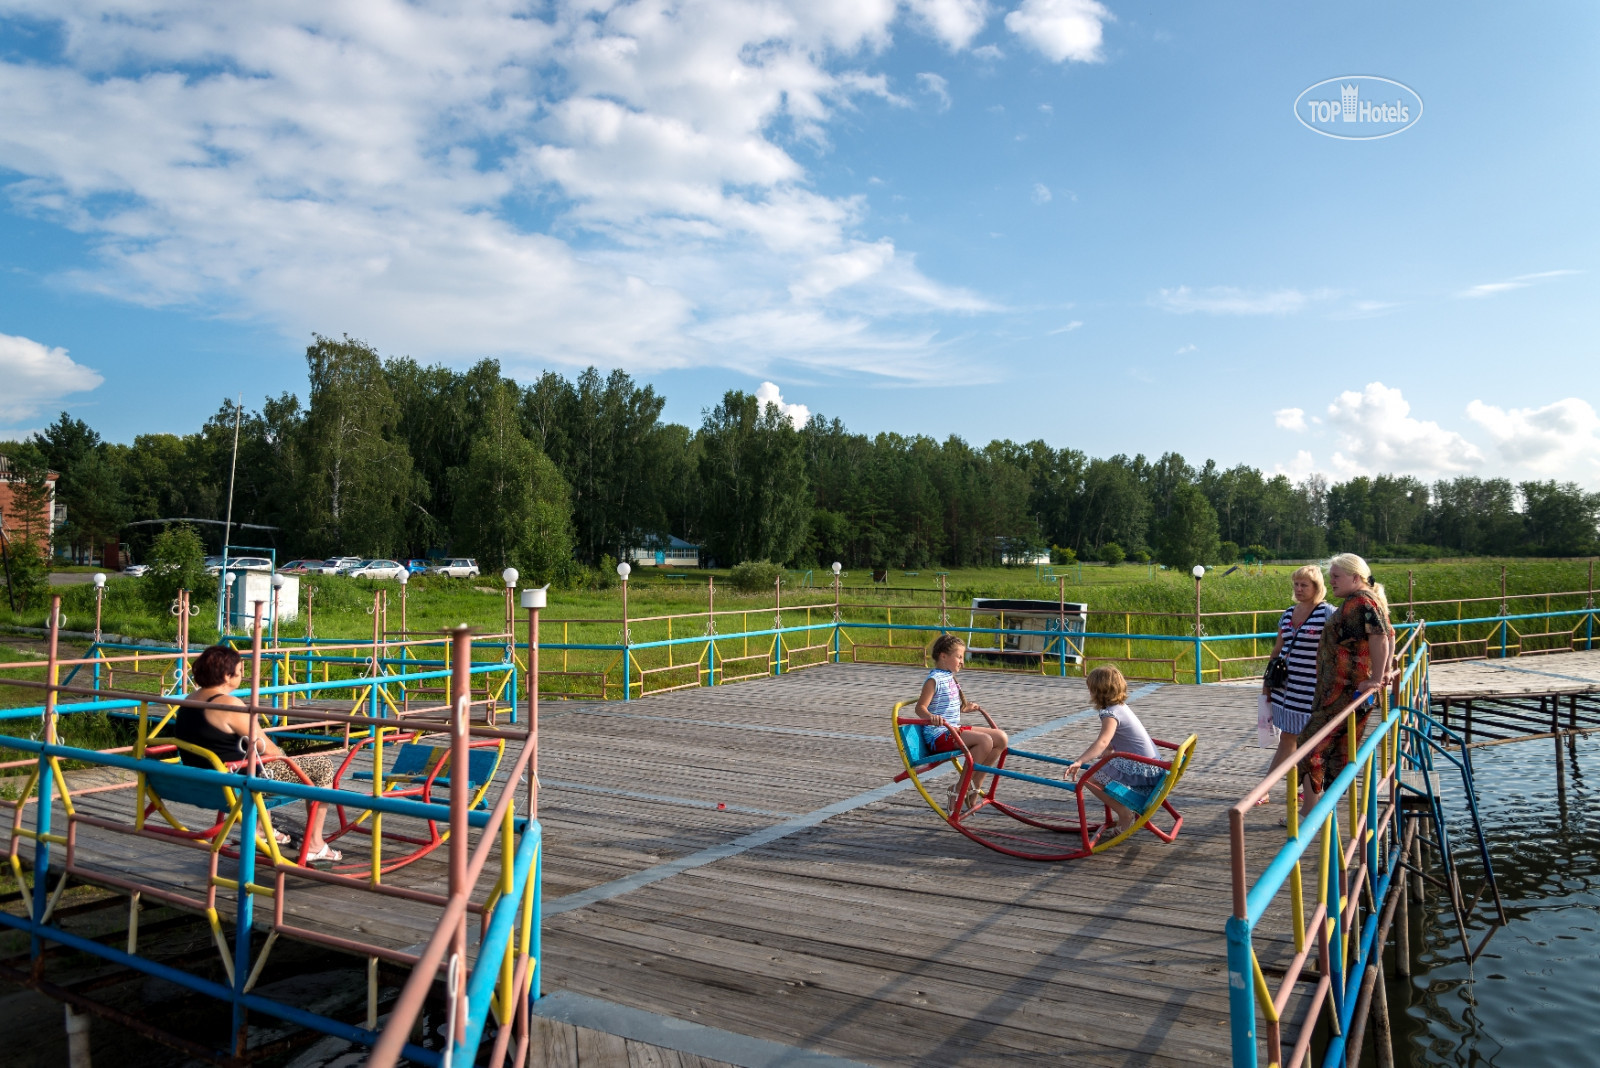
1224,624,1430,1068
0,601,541,1067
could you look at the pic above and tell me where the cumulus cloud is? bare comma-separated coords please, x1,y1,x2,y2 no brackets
1005,0,1112,63
0,1,1001,380
905,0,992,50
1031,182,1052,204
1467,397,1600,476
1274,407,1307,432
754,381,811,427
916,72,952,111
0,332,103,423
1456,269,1580,300
1325,382,1483,477
1156,286,1326,316
1274,450,1318,480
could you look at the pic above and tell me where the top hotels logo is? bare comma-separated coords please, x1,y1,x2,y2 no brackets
1295,76,1423,140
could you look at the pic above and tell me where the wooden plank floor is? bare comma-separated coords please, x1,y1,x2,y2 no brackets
1428,647,1600,696
22,663,1303,1065
532,664,1298,1066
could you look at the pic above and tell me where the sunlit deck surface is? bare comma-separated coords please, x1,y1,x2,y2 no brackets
530,664,1291,1067
31,664,1303,1065
1427,647,1600,697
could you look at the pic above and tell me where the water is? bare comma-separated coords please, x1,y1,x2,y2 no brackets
1387,732,1600,1067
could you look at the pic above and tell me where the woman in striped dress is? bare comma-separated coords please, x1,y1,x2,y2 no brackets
1261,565,1332,804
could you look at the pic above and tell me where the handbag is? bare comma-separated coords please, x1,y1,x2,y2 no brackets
1257,693,1279,747
1265,609,1317,691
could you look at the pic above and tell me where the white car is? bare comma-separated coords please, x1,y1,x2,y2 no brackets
316,556,364,575
430,558,479,578
122,563,150,577
346,559,409,580
205,555,274,576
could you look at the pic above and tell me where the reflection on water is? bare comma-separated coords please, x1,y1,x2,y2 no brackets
1389,732,1600,1067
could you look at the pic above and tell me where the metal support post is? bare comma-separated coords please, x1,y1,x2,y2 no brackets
448,624,472,1046
232,602,266,1050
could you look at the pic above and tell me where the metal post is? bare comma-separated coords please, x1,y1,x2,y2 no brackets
233,601,265,1049
306,585,314,641
708,574,718,685
448,624,472,1045
773,576,783,676
33,597,62,959
939,573,947,631
1194,571,1204,685
527,605,539,820
620,569,631,701
832,568,841,662
1396,823,1411,977
1406,570,1415,623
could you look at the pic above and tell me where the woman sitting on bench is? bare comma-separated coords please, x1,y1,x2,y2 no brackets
176,645,341,863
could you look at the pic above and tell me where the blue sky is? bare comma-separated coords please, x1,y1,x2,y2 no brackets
1,1,1596,486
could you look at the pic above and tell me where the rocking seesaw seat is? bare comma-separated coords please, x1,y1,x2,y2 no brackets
892,699,1197,861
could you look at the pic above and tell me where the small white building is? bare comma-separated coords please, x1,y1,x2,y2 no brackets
629,536,701,568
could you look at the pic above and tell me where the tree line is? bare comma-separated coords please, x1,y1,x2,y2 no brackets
3,335,1597,590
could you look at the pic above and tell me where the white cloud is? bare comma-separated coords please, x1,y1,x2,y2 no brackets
1325,382,1483,477
905,0,992,50
754,381,811,427
1466,397,1600,476
1004,0,1112,63
1456,269,1580,299
1031,182,1052,204
1274,450,1318,480
1048,320,1082,334
1174,343,1195,354
0,332,103,422
916,72,952,111
1156,285,1326,316
0,1,1000,381
971,43,1005,60
1274,407,1307,432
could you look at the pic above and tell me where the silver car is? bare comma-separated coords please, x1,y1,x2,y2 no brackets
346,559,409,581
316,557,364,575
429,558,479,578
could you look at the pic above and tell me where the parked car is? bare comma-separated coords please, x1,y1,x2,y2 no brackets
204,555,274,576
346,559,409,581
277,559,324,574
429,558,480,579
406,559,431,574
122,563,150,577
315,556,364,575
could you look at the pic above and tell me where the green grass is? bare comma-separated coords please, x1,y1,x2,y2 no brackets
3,558,1595,695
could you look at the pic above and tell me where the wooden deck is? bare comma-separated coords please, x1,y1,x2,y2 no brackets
25,663,1303,1066
1428,647,1600,697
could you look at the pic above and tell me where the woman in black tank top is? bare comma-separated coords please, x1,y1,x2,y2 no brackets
171,645,341,863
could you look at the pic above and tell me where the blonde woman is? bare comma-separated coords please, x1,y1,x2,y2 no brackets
1260,564,1333,804
1297,554,1395,810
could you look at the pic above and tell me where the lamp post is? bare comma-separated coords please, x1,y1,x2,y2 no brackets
398,569,409,636
222,570,237,637
1192,564,1206,685
92,572,106,643
617,561,631,700
271,572,285,646
501,567,519,640
832,561,843,662
520,584,547,819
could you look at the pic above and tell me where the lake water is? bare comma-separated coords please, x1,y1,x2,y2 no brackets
1386,730,1600,1066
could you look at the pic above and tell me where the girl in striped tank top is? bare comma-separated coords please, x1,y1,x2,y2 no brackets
1261,564,1332,803
916,634,1009,815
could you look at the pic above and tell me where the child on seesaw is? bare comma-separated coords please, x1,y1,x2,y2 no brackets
915,633,1009,814
1064,666,1164,836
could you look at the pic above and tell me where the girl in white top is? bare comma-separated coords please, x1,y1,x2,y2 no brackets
915,634,1009,814
1064,665,1163,836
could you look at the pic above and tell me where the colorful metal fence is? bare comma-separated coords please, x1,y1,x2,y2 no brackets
1223,625,1431,1067
0,602,541,1066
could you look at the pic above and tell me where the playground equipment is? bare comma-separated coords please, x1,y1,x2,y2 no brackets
0,597,544,1067
892,700,1195,861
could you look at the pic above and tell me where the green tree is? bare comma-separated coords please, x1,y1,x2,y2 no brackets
451,385,575,584
1154,483,1221,570
0,445,54,611
698,390,811,566
289,335,421,557
1100,542,1125,567
144,524,208,610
